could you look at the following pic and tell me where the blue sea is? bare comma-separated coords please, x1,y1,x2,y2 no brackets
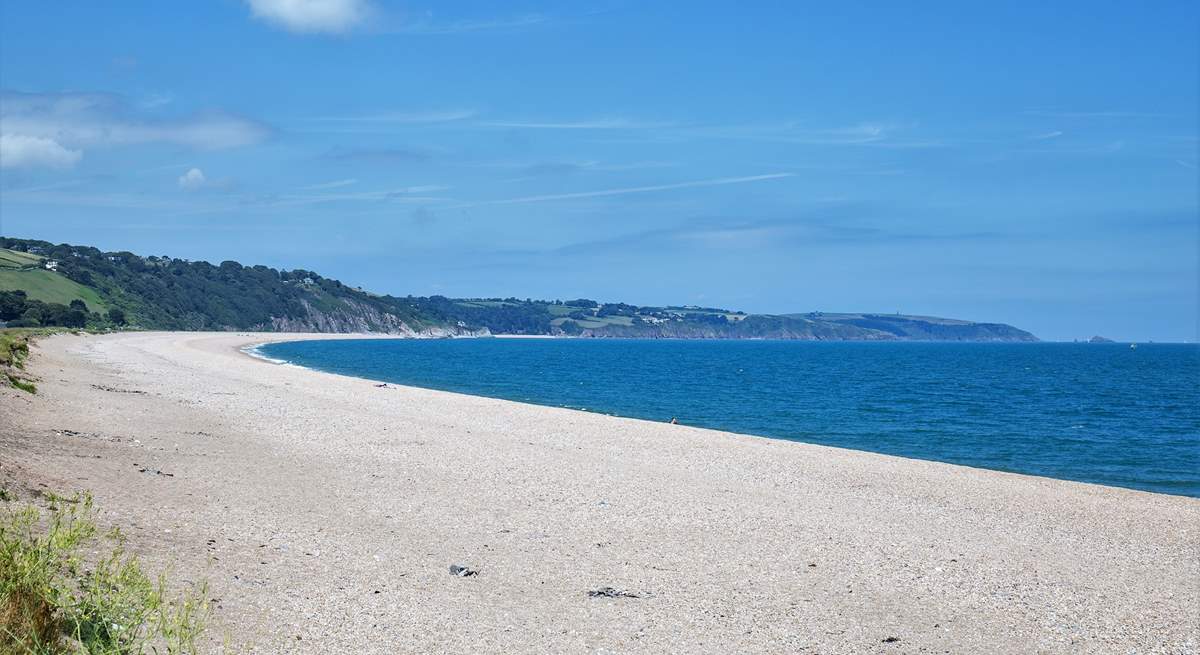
258,339,1200,497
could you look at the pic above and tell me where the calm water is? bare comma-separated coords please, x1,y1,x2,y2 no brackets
259,339,1200,497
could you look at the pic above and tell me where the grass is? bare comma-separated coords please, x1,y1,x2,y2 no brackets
1,328,79,394
0,492,209,654
0,249,43,270
7,377,36,394
2,329,38,394
550,315,635,329
0,330,32,370
0,269,109,313
543,304,575,316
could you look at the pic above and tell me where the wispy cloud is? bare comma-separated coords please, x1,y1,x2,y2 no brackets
550,215,1009,256
322,146,433,163
1022,109,1165,119
0,91,269,169
450,173,794,208
1,189,204,211
442,213,1013,272
389,12,549,35
699,121,947,148
309,109,476,123
1030,130,1064,140
555,119,945,149
483,159,677,181
481,118,675,130
300,178,359,190
269,185,452,207
1019,140,1126,155
0,134,83,169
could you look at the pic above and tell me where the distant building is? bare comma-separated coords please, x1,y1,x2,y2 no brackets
44,260,59,271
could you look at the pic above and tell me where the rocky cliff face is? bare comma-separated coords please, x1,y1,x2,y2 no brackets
260,298,487,337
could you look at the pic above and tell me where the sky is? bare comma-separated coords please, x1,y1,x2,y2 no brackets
0,1,1196,342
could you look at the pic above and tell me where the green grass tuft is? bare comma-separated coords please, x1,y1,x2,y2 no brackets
6,376,35,394
0,492,209,654
0,331,32,370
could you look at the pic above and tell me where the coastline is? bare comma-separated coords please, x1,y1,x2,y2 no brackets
1,331,1196,653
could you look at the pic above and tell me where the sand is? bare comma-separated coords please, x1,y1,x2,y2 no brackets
1,331,1196,654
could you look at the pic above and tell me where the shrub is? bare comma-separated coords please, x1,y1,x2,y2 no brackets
0,493,209,653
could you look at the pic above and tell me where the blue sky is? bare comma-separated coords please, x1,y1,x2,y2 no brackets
0,1,1196,341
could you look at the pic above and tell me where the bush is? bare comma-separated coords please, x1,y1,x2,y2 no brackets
0,493,209,653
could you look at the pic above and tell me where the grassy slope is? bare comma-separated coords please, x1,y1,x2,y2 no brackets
0,249,42,268
0,269,108,313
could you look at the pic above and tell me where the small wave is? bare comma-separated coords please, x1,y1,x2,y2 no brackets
242,344,291,365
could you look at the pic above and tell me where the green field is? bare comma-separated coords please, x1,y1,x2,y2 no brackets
0,269,107,312
550,314,635,328
0,249,43,269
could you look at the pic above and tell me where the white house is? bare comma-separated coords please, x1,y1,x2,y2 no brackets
43,260,59,271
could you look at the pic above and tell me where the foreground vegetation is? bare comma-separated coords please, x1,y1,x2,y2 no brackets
0,492,208,654
0,328,48,393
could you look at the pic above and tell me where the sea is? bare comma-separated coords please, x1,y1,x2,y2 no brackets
257,338,1200,497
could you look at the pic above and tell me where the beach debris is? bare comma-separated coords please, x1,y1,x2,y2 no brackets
449,564,478,577
134,464,174,477
91,383,146,394
374,383,389,388
587,587,640,599
882,636,901,644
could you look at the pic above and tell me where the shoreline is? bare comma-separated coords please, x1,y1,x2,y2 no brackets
246,332,1196,499
1,331,1196,653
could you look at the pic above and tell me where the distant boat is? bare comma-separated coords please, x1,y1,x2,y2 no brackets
1130,343,1138,350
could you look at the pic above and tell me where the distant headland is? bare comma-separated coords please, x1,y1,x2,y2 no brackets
0,237,1037,342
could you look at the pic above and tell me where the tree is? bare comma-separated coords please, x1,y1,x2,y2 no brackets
0,291,27,320
107,308,126,325
62,309,87,328
69,299,88,312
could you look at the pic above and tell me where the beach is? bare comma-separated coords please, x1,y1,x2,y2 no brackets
1,331,1196,653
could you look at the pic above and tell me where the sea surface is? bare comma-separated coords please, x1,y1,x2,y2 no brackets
258,339,1200,497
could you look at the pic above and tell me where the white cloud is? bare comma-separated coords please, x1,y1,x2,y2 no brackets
0,134,83,169
178,168,207,191
246,0,371,33
0,92,268,169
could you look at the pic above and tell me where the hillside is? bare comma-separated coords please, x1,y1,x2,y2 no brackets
0,238,1038,341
